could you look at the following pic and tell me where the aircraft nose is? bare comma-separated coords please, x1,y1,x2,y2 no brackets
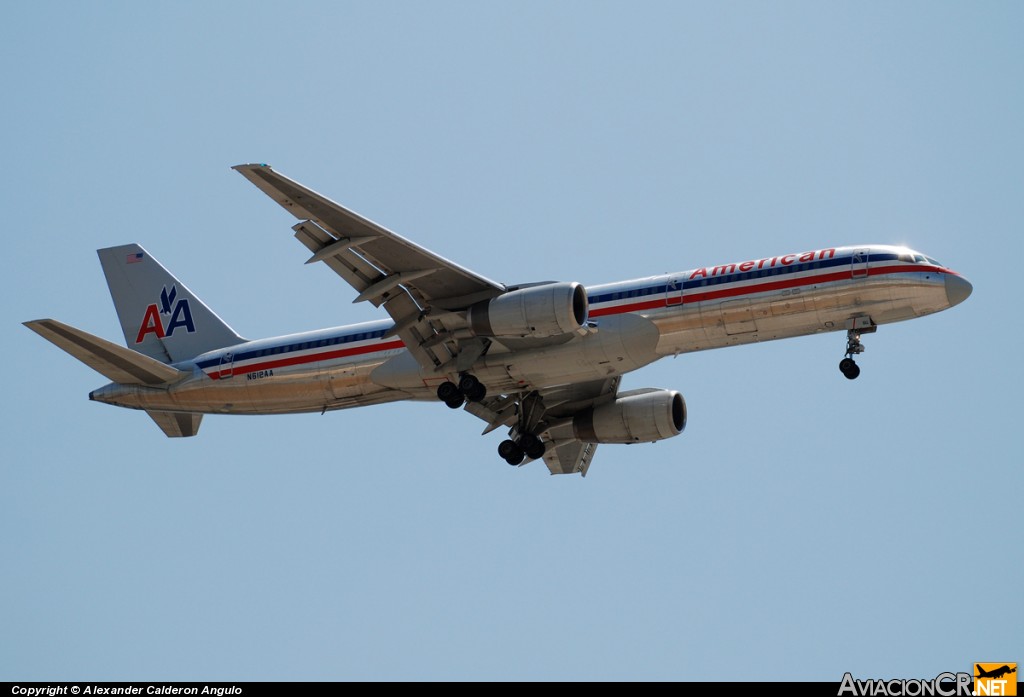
944,273,973,307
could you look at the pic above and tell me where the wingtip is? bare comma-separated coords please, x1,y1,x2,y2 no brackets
232,162,272,172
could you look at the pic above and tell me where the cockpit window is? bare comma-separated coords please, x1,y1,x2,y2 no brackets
913,254,927,263
925,256,942,267
898,253,914,263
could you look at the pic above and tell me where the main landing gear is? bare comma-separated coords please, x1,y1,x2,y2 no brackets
435,376,547,467
498,432,546,466
497,391,548,466
436,373,487,409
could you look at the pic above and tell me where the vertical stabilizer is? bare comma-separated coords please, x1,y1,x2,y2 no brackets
98,244,245,363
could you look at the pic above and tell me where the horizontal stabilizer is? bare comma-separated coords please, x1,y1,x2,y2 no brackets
147,410,202,437
23,319,185,386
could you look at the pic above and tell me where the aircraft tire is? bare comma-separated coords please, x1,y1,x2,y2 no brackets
519,433,546,460
458,374,481,393
504,449,526,466
498,439,518,459
437,381,461,402
499,440,525,466
524,439,546,460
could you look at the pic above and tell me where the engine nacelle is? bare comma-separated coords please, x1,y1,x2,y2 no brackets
573,389,686,444
468,282,588,339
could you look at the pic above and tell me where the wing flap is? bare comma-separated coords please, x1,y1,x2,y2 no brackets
24,319,185,386
292,220,386,302
542,432,600,477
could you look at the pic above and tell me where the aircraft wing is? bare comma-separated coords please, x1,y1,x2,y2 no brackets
234,164,506,373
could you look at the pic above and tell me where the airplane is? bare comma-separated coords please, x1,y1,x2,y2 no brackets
23,164,973,476
976,665,1017,680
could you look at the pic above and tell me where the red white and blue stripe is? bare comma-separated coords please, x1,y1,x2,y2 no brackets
196,247,949,380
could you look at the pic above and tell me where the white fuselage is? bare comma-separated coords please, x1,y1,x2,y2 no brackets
89,245,969,415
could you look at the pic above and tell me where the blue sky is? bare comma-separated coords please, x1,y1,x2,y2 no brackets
2,1,1021,681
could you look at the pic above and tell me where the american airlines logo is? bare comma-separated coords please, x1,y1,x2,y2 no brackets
135,285,196,343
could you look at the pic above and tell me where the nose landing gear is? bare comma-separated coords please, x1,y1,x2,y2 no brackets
839,329,864,379
839,317,875,380
839,355,861,380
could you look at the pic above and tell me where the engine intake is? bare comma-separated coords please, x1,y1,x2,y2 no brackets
573,389,686,444
468,282,588,339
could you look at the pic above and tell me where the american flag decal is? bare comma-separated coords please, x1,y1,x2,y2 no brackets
126,253,144,264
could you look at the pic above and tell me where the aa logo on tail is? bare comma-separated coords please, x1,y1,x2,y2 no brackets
135,285,196,343
975,663,1017,696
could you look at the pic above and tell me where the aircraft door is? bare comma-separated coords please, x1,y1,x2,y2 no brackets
218,352,234,379
665,277,683,307
851,249,869,279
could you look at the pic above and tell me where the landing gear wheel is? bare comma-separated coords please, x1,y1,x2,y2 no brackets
437,381,460,402
458,374,487,402
437,380,465,408
498,439,518,459
498,440,525,466
839,358,861,380
838,323,873,380
518,433,539,449
524,439,546,460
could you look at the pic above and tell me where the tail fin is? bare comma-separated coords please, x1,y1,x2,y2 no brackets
98,244,244,363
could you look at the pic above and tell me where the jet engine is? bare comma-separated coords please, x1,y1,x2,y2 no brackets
468,282,588,339
573,389,686,444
